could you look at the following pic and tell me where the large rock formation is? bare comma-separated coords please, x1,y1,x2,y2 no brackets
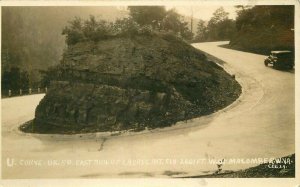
26,33,241,134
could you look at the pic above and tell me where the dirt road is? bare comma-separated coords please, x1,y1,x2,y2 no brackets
1,41,295,179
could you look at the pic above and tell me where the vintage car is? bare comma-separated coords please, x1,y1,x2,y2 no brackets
264,50,294,70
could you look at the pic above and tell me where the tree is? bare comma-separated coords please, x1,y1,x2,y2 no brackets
235,6,294,32
62,8,196,46
128,6,166,28
62,17,85,46
62,16,115,46
209,7,229,26
83,15,112,41
113,18,140,36
161,9,183,33
180,26,194,41
195,19,207,41
1,70,11,92
20,71,30,90
205,7,236,41
161,9,194,41
83,15,99,41
215,19,236,40
231,6,294,53
9,67,21,91
1,67,29,94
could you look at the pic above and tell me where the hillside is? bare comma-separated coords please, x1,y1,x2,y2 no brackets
21,33,241,134
229,6,294,54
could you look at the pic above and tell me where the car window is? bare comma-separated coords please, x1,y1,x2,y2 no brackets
277,53,291,58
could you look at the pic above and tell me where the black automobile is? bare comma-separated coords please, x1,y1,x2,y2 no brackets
264,51,294,70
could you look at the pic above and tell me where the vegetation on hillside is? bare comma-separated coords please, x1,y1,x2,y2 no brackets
194,5,294,54
230,5,294,54
62,6,194,47
194,7,236,42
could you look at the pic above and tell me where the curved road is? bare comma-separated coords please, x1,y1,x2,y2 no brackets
1,41,295,179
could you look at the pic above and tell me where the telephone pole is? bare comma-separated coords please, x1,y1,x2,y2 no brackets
191,7,193,32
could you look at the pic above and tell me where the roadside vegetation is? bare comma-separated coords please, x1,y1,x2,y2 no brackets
194,7,236,42
229,6,294,54
194,6,294,55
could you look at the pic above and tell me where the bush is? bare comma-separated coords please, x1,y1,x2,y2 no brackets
62,17,85,46
113,18,139,36
138,25,154,35
62,16,114,45
83,16,112,41
62,10,193,46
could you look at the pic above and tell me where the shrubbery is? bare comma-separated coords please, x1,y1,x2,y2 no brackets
62,7,194,46
62,16,158,46
62,16,113,45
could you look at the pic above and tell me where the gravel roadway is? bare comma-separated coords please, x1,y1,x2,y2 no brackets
1,41,295,179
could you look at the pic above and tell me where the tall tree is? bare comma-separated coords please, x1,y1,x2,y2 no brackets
209,7,229,26
206,7,235,41
161,9,183,33
161,9,194,40
1,67,29,94
195,19,207,41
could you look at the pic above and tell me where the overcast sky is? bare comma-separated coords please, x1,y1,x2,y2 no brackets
166,6,237,20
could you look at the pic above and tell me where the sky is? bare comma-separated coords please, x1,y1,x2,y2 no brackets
166,6,237,20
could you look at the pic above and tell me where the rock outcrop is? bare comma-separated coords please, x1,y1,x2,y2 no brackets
26,33,241,133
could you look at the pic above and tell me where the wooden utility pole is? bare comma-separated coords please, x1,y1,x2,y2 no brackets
191,7,193,32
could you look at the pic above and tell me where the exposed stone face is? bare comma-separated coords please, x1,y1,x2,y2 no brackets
32,34,241,133
35,80,193,132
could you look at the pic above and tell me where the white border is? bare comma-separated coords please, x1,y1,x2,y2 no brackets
0,1,299,186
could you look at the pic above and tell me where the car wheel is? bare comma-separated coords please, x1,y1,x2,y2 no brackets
264,60,268,66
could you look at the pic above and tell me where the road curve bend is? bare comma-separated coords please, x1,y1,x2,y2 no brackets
1,41,294,178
